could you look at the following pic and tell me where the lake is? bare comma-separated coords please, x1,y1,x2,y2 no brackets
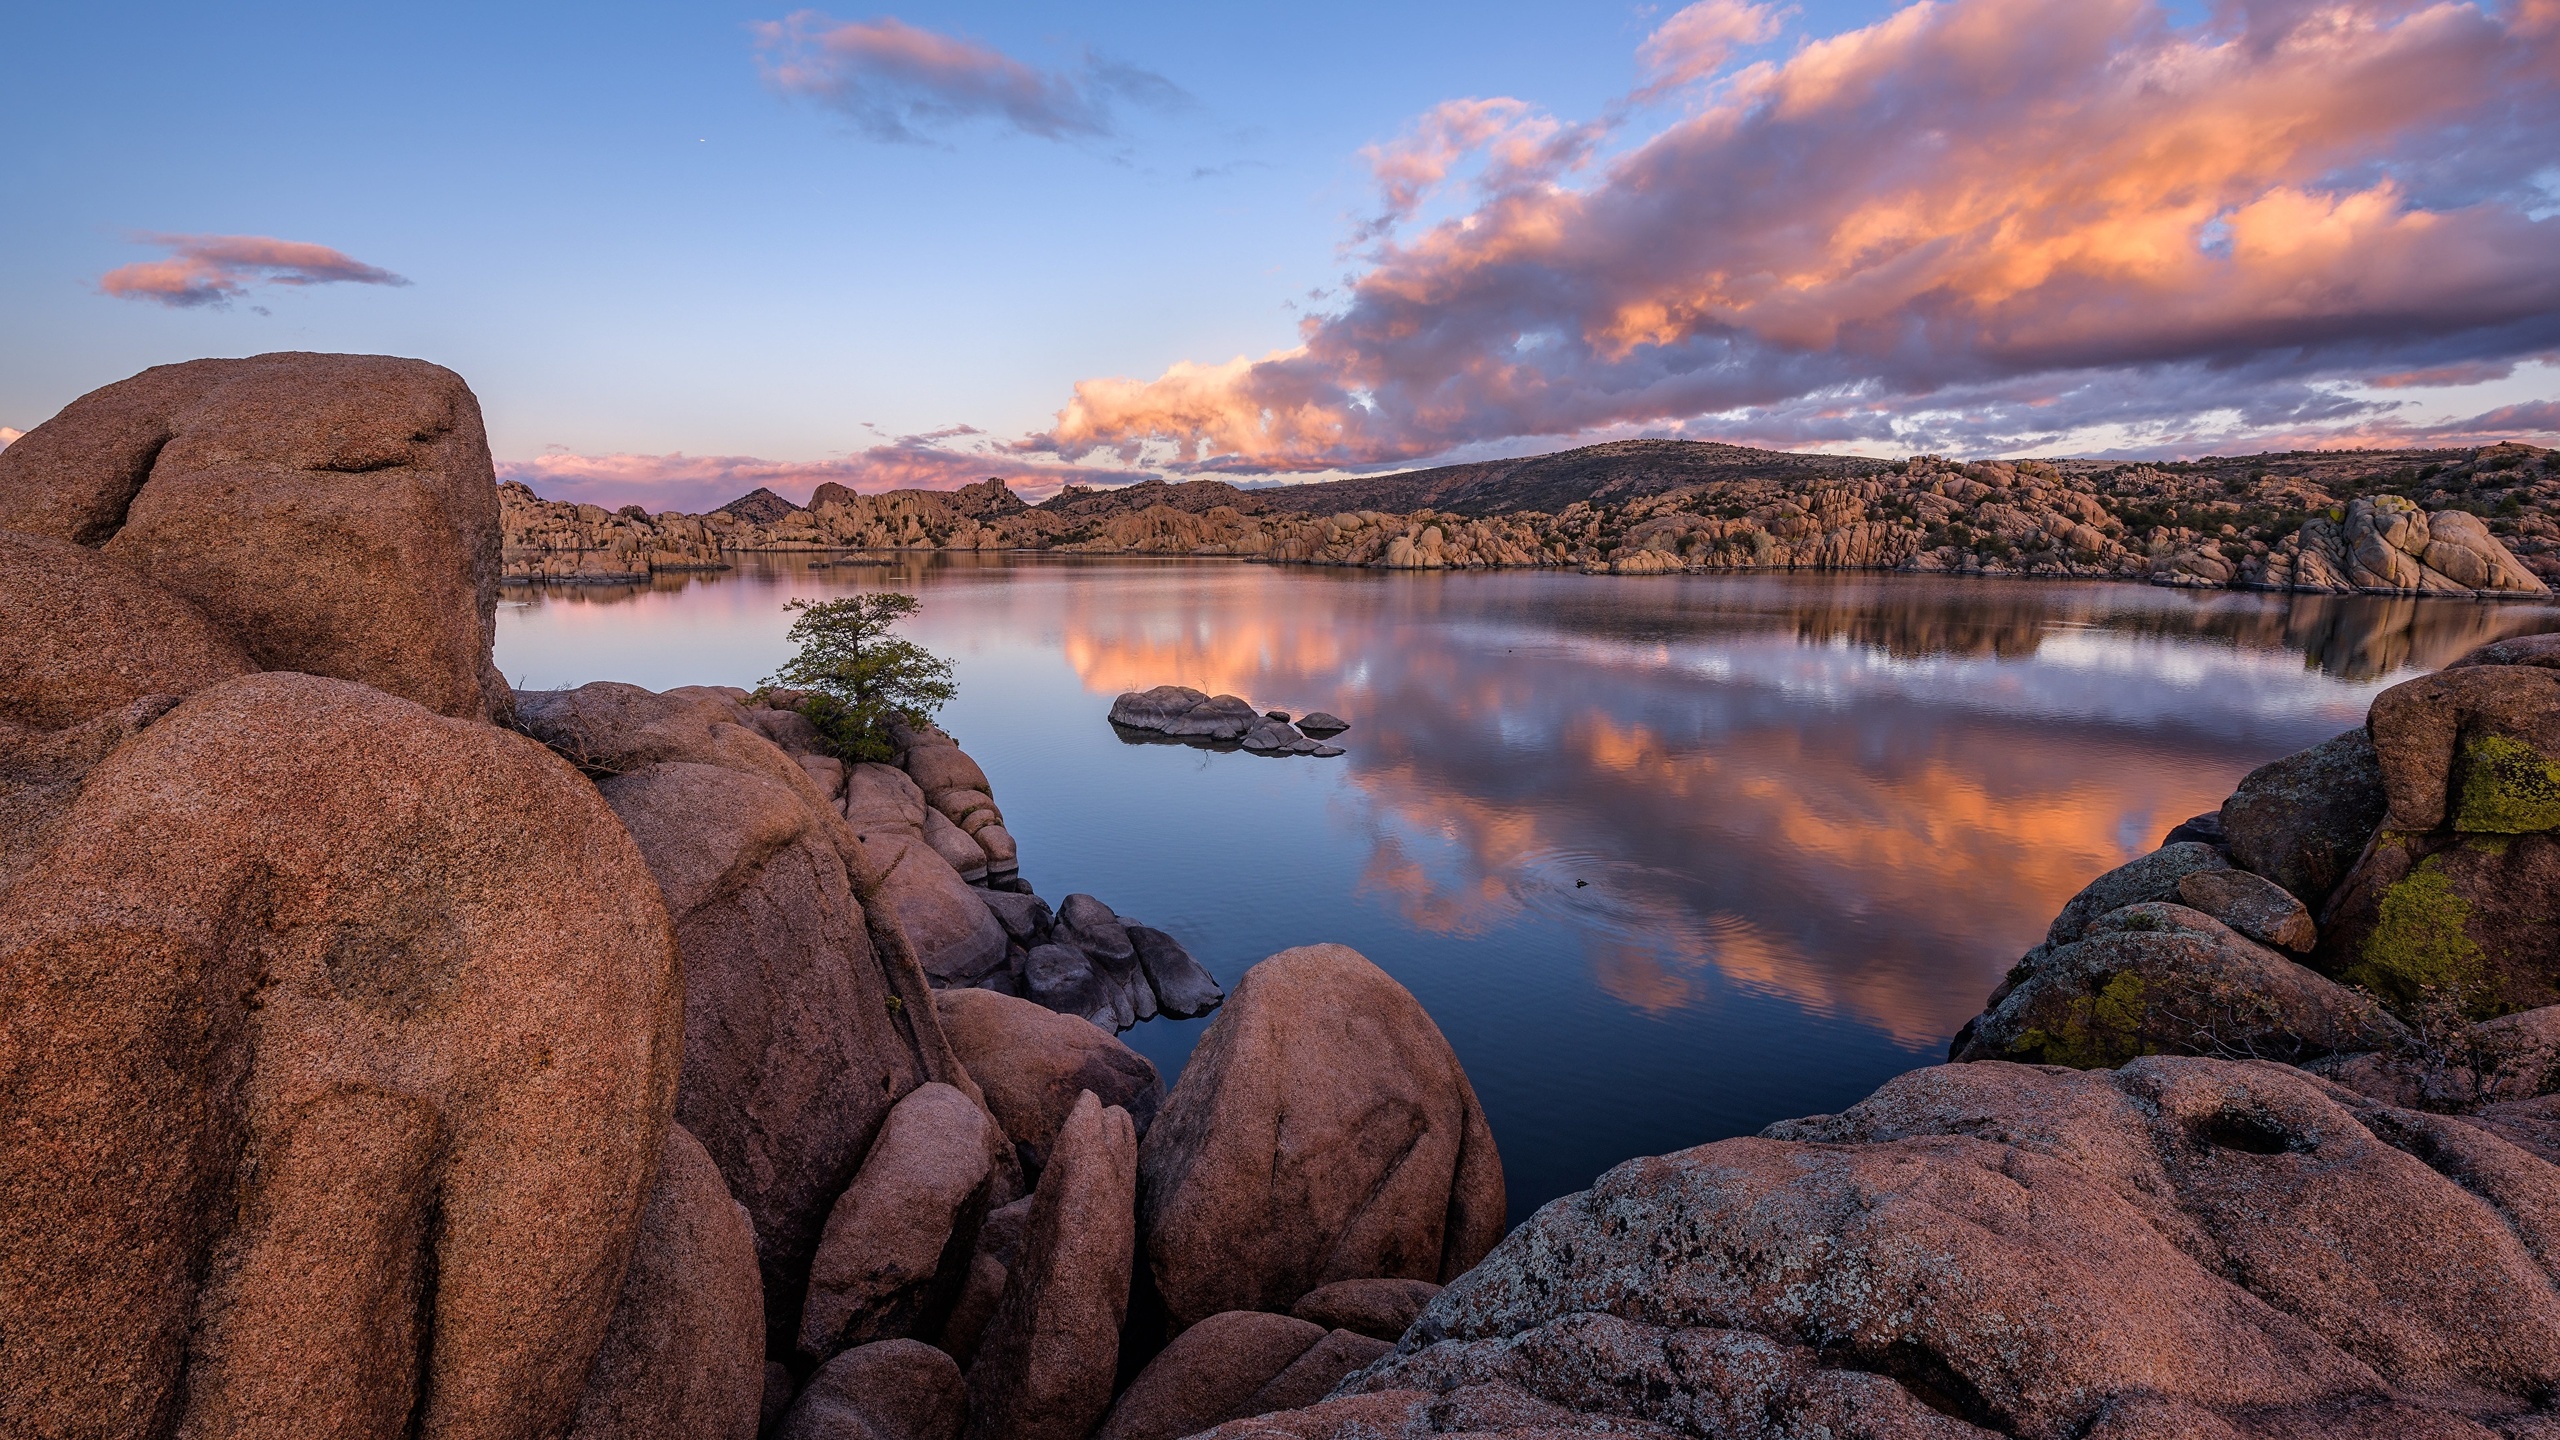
495,555,2560,1222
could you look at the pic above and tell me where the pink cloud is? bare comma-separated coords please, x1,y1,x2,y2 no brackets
0,427,21,451
503,434,1157,512
753,12,1186,143
1635,0,1787,96
1036,0,2560,470
98,234,409,309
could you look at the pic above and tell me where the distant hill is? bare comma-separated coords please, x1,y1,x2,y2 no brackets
715,486,803,523
1252,439,1870,517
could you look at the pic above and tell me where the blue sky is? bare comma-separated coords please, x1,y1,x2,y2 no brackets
5,1,2554,509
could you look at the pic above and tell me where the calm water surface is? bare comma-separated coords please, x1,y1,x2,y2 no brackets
496,556,2560,1221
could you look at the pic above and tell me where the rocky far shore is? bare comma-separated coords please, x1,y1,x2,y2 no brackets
11,351,2560,1440
501,436,2558,598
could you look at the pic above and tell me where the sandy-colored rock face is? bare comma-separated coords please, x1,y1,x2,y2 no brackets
569,1125,766,1440
963,1092,1139,1440
0,530,251,729
0,353,509,720
1221,1057,2560,1440
840,761,1011,986
0,672,683,1440
1138,944,1507,1329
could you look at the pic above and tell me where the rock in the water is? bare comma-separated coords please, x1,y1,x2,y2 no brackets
1129,924,1224,1018
1138,944,1506,1328
798,1083,1005,1363
1097,1310,1329,1440
1025,941,1112,1026
1957,902,2403,1067
2040,841,2230,948
1242,1056,2560,1440
1110,684,1262,741
2159,810,2224,848
0,672,681,1438
776,1339,966,1440
979,889,1056,945
1057,893,1150,1025
569,1125,765,1440
1297,711,1349,736
962,1092,1138,1440
2219,727,2390,906
1290,1278,1443,1342
1240,715,1317,753
934,988,1164,1173
0,353,511,720
0,530,251,730
597,758,935,1341
2177,867,2317,952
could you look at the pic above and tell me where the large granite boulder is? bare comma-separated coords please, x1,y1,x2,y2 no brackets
2308,659,2560,1018
1289,1278,1442,1342
797,1082,1006,1363
934,988,1164,1173
569,1125,766,1440
2038,841,2229,949
1955,902,2403,1067
0,530,250,729
1057,892,1153,1027
1227,1057,2560,1439
2218,727,2390,906
0,672,682,1439
962,1091,1139,1440
1138,945,1506,1329
0,353,510,720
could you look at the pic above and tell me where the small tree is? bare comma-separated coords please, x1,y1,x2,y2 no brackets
765,593,956,762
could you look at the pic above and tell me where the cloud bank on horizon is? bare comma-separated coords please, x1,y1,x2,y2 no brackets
99,234,409,309
504,429,1155,513
1027,0,2560,470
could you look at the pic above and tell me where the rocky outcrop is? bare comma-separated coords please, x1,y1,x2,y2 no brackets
1229,1056,2560,1440
2,353,513,720
0,530,250,730
497,442,2560,594
569,1125,766,1440
514,681,964,1346
1290,1278,1443,1341
835,760,1012,987
1098,1311,1335,1440
1138,945,1507,1329
961,1091,1139,1440
2218,728,2391,904
0,673,684,1439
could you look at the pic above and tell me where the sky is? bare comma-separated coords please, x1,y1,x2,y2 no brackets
3,0,2557,511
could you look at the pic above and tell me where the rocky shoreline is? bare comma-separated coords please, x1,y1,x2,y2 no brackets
11,352,2560,1440
500,439,2560,599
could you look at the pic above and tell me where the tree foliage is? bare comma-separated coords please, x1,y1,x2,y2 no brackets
764,592,956,762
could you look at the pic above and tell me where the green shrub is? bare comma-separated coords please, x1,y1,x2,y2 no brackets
764,592,957,762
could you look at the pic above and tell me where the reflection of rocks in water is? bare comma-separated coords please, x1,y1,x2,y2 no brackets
2277,593,2560,681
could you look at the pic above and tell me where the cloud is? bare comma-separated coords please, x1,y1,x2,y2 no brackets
1035,0,2560,469
1635,0,1787,96
0,427,20,451
753,12,1188,143
503,432,1157,512
98,234,409,309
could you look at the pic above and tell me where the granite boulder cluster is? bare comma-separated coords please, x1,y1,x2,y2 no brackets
1109,685,1348,757
0,356,1511,1440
